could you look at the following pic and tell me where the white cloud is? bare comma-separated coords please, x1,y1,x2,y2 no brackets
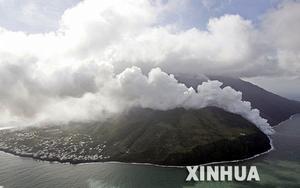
109,14,262,76
3,0,300,135
0,62,274,134
262,1,300,75
1,0,298,77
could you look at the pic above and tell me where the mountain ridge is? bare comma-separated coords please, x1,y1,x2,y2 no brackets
176,75,300,126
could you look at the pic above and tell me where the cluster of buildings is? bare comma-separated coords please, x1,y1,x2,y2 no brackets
0,128,111,163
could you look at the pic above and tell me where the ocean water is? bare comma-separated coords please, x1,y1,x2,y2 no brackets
0,115,299,188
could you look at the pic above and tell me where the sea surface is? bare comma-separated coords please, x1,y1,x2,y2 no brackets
0,115,299,188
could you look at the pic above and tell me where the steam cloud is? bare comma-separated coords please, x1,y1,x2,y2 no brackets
0,62,274,134
4,0,300,135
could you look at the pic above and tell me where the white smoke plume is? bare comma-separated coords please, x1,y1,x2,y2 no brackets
116,67,273,134
4,0,299,135
0,61,274,134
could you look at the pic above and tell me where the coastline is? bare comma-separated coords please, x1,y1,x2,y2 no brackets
2,114,298,168
273,114,297,128
79,135,274,168
0,134,274,169
0,136,273,168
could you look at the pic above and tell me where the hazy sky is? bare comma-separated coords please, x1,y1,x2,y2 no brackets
0,0,299,128
0,0,81,33
0,0,282,33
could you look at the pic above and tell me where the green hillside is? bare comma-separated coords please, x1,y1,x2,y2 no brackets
0,107,271,166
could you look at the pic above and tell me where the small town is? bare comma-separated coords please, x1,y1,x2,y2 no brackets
0,127,111,163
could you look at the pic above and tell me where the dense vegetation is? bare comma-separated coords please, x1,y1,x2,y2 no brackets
0,107,271,165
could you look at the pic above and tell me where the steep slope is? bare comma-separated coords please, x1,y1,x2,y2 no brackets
176,75,300,126
0,107,271,166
